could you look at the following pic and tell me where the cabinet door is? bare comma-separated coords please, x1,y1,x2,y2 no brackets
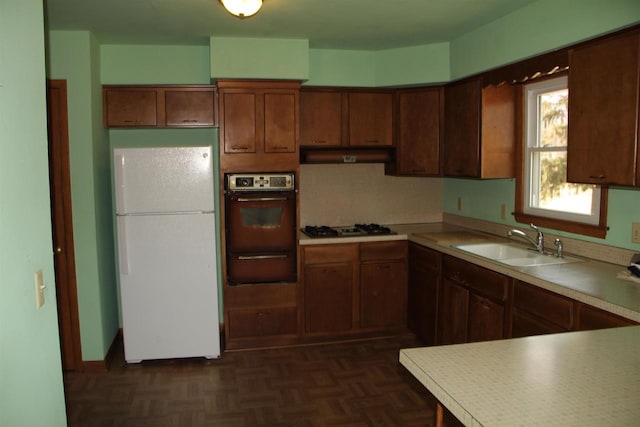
220,90,257,153
348,92,394,146
576,303,637,331
511,308,568,338
165,89,216,127
104,88,158,127
439,278,469,345
444,78,481,177
407,243,441,345
360,261,406,328
568,31,640,186
395,88,441,176
467,293,504,342
304,263,353,333
299,90,343,147
512,280,573,336
264,91,297,153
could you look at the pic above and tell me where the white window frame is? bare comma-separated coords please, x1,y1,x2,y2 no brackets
523,76,601,225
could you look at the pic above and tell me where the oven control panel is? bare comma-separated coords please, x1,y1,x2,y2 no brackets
226,173,295,191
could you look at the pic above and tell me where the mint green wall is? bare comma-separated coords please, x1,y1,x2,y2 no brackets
450,0,640,79
47,30,119,361
210,37,309,80
374,43,450,87
101,44,211,84
306,49,376,86
108,129,224,322
1,1,67,425
444,1,640,251
306,43,450,87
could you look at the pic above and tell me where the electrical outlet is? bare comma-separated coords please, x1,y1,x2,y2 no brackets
501,203,507,220
633,223,640,244
35,270,45,309
457,197,462,211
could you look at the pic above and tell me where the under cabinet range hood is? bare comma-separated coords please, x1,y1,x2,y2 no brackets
300,147,394,164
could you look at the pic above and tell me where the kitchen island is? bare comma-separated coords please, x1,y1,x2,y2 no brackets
400,325,640,426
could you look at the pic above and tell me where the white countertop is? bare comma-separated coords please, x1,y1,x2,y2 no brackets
400,325,640,426
300,222,640,322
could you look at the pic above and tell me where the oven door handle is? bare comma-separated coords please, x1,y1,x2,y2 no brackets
237,254,289,260
235,196,289,202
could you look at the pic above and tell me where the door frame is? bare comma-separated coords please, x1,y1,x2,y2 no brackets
47,79,83,372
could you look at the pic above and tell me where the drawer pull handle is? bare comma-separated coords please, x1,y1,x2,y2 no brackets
588,174,607,179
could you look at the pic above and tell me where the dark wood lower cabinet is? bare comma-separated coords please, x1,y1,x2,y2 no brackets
304,262,353,333
439,279,469,345
228,307,297,338
407,243,441,345
301,241,407,339
467,293,505,342
361,260,406,328
576,303,638,330
439,255,510,345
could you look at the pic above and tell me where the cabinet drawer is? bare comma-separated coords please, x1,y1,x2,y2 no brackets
360,241,407,261
513,281,573,330
408,242,441,271
303,244,358,264
443,255,508,301
228,307,297,338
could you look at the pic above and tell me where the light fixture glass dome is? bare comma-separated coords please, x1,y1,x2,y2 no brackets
219,0,263,18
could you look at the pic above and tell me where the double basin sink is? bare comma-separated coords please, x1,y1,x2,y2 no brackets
452,242,584,267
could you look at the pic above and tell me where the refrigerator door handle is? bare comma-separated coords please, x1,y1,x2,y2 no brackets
115,152,126,213
117,216,130,275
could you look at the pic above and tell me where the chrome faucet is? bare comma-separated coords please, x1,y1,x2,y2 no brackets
507,223,544,254
554,238,564,258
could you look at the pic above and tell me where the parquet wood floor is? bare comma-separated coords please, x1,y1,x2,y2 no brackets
63,335,442,427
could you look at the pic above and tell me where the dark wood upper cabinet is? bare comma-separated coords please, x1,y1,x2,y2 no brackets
443,77,516,178
164,88,216,127
567,30,640,187
103,85,217,128
103,88,158,127
299,89,343,147
217,80,300,173
348,92,394,146
299,88,393,147
388,87,442,176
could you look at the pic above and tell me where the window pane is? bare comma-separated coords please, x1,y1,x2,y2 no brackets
531,151,595,215
538,89,567,148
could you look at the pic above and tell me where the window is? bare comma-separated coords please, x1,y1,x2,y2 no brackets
515,75,607,238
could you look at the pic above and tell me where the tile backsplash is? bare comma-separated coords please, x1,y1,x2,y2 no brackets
299,163,443,226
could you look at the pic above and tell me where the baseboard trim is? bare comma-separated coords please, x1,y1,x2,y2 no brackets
81,329,122,372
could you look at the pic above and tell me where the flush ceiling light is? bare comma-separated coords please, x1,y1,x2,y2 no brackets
219,0,263,18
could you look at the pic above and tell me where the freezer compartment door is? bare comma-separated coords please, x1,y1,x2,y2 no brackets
117,213,220,362
114,146,214,214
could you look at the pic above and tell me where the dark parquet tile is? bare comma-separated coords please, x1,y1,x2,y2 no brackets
64,336,437,427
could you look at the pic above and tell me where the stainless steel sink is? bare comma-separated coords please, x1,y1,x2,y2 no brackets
452,242,584,267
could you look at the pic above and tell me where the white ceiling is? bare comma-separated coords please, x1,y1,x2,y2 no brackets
44,0,538,50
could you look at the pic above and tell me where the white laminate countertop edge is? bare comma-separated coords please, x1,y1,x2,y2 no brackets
400,326,640,427
299,222,640,322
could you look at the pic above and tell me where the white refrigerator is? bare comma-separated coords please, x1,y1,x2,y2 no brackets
113,146,220,363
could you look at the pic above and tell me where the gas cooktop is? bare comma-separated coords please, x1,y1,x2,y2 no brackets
302,224,395,238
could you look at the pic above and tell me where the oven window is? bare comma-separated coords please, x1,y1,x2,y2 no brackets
240,207,283,228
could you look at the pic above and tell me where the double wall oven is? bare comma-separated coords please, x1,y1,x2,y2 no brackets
224,173,297,285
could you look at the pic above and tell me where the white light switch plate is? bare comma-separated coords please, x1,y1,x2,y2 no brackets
35,270,44,308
